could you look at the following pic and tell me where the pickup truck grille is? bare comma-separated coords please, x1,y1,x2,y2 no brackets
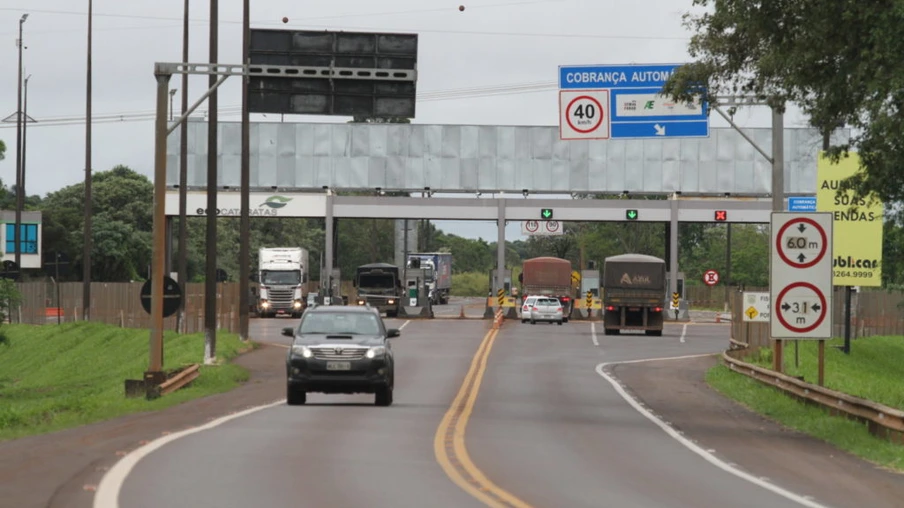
310,346,368,360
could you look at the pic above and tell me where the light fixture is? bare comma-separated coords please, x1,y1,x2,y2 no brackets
522,189,529,198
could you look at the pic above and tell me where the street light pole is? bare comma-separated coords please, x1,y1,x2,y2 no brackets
20,75,31,237
14,13,28,276
83,0,93,320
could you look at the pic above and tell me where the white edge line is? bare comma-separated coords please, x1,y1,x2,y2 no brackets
595,355,828,508
680,323,688,343
398,319,411,330
93,399,285,508
591,322,599,346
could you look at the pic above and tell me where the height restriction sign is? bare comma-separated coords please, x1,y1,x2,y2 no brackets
770,212,833,339
559,90,610,140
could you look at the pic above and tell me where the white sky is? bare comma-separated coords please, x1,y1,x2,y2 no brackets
0,0,813,242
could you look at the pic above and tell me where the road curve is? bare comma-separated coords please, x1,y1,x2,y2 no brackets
111,318,490,508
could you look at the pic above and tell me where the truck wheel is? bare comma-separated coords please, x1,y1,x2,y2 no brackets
386,311,397,318
557,320,563,325
645,330,663,337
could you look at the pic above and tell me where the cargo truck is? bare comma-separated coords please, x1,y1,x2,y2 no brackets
406,252,453,305
602,254,666,336
257,247,309,318
354,263,404,317
519,257,575,321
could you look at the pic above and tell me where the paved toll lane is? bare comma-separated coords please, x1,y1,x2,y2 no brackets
462,321,815,508
111,320,490,508
250,316,411,347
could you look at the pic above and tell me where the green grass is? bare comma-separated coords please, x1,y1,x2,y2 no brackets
706,336,904,472
744,337,904,410
0,322,254,442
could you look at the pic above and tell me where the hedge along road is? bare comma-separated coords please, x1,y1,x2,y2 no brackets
95,319,904,507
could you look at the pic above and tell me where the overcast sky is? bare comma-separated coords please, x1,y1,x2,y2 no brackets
0,0,813,242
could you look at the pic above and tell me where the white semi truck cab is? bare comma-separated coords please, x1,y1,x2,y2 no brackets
258,247,309,318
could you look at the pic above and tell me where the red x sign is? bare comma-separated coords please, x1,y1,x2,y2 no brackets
714,210,727,221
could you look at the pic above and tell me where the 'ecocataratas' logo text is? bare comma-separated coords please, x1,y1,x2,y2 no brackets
196,195,293,216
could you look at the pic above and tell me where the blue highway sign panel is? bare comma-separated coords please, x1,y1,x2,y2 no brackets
558,63,710,140
788,196,817,212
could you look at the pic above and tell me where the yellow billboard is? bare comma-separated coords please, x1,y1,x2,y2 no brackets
816,152,884,286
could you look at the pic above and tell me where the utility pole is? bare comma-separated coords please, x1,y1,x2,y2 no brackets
14,14,27,277
239,0,251,341
20,74,31,249
771,104,785,372
83,0,93,320
204,0,219,363
177,0,190,333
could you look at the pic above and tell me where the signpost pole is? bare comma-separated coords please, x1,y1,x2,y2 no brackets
147,71,171,382
818,339,825,386
843,286,852,354
771,106,785,373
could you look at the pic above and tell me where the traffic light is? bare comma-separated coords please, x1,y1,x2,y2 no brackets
714,210,728,221
625,209,639,220
540,208,554,220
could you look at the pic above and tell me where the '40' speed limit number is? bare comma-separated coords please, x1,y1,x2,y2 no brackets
559,90,610,140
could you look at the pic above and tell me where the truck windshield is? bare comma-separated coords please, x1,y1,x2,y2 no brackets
261,270,300,285
358,274,396,289
299,312,381,335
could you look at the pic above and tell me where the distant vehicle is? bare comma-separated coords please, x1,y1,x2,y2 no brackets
520,295,540,323
602,254,666,336
520,257,575,321
283,305,399,406
354,263,403,317
526,297,564,325
406,252,453,305
256,247,309,318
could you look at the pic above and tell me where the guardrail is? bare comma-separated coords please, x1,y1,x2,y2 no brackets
722,348,904,443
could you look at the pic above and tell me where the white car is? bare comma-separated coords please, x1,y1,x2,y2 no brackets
520,296,540,323
524,297,565,325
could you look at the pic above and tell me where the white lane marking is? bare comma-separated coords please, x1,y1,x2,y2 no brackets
591,322,599,346
680,323,688,343
594,355,828,508
399,320,411,330
93,399,285,508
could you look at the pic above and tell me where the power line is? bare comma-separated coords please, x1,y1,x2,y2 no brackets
0,80,560,129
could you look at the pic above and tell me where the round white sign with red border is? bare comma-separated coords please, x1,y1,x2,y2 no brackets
774,281,828,333
775,217,828,269
703,269,719,286
524,220,539,233
559,90,610,140
545,221,560,233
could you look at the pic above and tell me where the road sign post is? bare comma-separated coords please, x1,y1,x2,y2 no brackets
558,63,710,140
770,212,833,384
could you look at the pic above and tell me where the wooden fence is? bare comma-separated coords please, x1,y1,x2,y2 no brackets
730,286,904,348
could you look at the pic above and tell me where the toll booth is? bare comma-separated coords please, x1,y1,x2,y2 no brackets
580,269,600,297
490,269,513,296
403,267,433,317
322,268,342,305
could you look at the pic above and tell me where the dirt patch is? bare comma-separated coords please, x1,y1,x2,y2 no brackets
612,355,904,507
0,343,287,508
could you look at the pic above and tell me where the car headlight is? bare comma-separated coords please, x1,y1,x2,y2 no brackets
291,345,313,358
365,346,386,359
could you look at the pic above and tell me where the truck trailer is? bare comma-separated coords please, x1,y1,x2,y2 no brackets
257,247,309,318
406,252,453,305
354,263,404,317
602,254,666,336
519,257,575,320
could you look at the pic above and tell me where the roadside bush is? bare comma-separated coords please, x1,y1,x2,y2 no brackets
452,272,489,297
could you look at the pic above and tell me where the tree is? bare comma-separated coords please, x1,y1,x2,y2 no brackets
0,139,5,161
662,1,904,204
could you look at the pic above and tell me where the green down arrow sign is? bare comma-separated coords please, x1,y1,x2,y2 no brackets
541,208,553,219
626,209,638,220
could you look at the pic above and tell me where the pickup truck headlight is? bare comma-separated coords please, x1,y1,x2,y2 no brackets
291,345,313,358
365,346,386,359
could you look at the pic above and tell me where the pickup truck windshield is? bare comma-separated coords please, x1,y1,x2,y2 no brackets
358,274,396,289
261,270,300,285
300,313,381,335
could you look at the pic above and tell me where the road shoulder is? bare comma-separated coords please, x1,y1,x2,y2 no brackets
0,343,286,508
611,355,904,508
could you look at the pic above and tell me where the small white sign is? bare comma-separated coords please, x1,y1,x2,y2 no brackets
742,292,769,323
615,93,703,117
521,220,564,236
559,90,610,140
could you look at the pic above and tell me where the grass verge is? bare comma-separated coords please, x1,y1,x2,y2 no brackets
706,336,904,472
0,321,254,442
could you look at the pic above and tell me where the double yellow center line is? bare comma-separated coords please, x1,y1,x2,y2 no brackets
433,328,534,508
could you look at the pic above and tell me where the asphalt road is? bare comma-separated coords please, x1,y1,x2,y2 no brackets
101,318,904,508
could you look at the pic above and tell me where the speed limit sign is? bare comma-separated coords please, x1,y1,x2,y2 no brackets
560,89,610,140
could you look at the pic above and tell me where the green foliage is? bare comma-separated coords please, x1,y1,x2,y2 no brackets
0,139,5,161
0,322,250,441
452,272,490,297
663,0,904,207
0,279,22,326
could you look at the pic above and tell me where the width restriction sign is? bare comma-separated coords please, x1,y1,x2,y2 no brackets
559,90,609,140
770,212,833,339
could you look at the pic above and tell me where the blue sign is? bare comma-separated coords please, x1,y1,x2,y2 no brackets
788,196,817,212
558,63,710,140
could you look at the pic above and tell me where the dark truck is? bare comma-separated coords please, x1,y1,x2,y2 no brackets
354,263,403,318
602,254,666,336
520,257,575,320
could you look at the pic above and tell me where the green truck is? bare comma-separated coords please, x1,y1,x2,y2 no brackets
602,254,666,336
